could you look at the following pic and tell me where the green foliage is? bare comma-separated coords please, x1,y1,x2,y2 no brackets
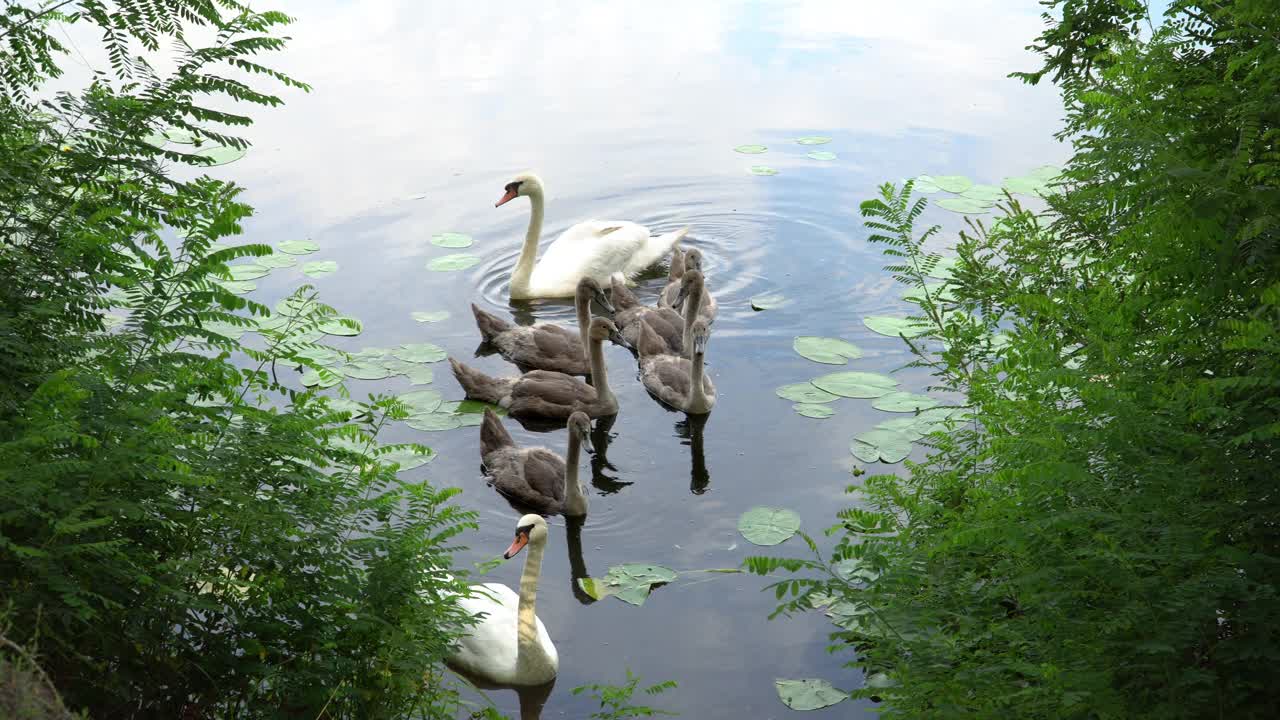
752,2,1280,718
0,3,479,718
572,669,678,719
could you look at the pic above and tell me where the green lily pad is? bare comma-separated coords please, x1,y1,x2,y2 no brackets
215,279,256,294
912,175,942,194
392,342,447,363
932,175,973,193
960,184,1004,202
863,316,930,338
775,678,848,711
341,361,392,380
228,264,270,281
936,197,993,215
738,507,801,546
749,165,779,176
578,563,679,606
377,445,436,471
850,429,913,464
806,151,837,161
427,253,481,271
163,128,198,144
734,144,767,154
1002,176,1049,197
794,403,834,419
277,240,319,255
902,283,957,303
431,232,473,248
775,383,839,404
203,320,247,340
397,389,443,415
300,368,342,389
750,293,789,311
1028,164,1064,181
872,391,940,413
192,144,246,166
295,346,343,366
926,256,958,280
275,296,316,317
302,260,338,278
810,371,898,398
445,399,506,416
412,310,450,323
793,336,863,365
795,136,832,145
318,316,362,336
383,357,433,381
406,413,462,431
257,253,298,269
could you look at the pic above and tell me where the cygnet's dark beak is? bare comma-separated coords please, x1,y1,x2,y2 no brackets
579,428,595,454
595,291,616,315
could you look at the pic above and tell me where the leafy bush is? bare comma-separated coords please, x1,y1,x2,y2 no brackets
0,3,477,717
749,1,1280,718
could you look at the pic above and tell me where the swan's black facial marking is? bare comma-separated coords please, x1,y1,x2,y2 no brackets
504,180,523,194
515,523,534,537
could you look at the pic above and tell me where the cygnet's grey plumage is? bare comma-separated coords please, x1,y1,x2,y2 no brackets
471,277,613,376
636,317,716,414
479,409,591,516
610,274,684,354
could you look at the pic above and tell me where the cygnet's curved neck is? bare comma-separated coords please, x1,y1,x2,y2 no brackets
682,286,703,356
564,433,588,515
510,185,544,297
589,334,614,405
575,288,591,361
687,352,711,413
516,530,553,677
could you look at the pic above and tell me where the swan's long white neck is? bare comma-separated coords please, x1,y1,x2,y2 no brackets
564,433,588,516
575,289,591,361
687,351,712,413
510,186,544,298
516,531,553,677
589,335,613,405
682,285,703,357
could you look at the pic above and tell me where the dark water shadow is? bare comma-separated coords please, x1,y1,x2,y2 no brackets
587,413,631,493
675,413,711,495
565,514,596,605
452,668,556,720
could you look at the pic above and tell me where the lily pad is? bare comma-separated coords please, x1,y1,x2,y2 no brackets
257,253,299,269
872,391,940,413
431,232,473,248
1002,176,1049,197
775,678,848,711
295,346,343,366
738,507,801,546
302,260,338,278
446,399,506,416
215,279,256,294
750,293,789,311
936,197,993,215
806,151,837,161
578,563,679,606
793,336,863,365
734,144,767,154
795,136,832,145
202,320,247,340
932,175,973,193
902,283,957,303
1029,164,1064,181
811,371,898,398
228,264,270,281
960,184,1004,202
749,165,779,176
794,403,834,419
412,310,450,323
378,445,436,471
405,413,462,432
192,144,246,166
392,342,447,364
300,368,342,389
427,253,481,271
163,128,198,144
863,316,930,338
926,256,958,280
341,361,392,380
383,357,435,383
318,316,362,336
775,383,839,404
397,389,444,415
850,429,913,464
277,240,319,255
275,296,316,317
912,175,942,194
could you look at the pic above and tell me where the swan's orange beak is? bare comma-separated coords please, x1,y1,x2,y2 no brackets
495,188,518,207
503,530,530,559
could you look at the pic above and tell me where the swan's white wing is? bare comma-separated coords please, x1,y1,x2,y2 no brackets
528,221,650,296
622,226,688,277
447,582,557,685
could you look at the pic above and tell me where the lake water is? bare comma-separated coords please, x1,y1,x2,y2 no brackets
193,1,1066,716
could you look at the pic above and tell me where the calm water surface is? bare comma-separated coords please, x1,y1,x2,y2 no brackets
198,1,1065,716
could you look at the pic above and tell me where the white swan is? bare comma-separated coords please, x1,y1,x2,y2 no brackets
497,173,689,299
448,514,558,686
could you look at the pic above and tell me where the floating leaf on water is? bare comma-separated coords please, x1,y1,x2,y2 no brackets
850,429,913,464
926,256,958,281
734,144,767,154
377,445,436,471
300,368,342,389
302,260,338,278
295,346,343,366
581,563,679,606
384,357,435,384
806,151,837,161
163,128,198,144
960,184,1004,202
936,197,993,215
318,316,362,336
405,413,462,432
577,577,613,601
902,283,957,303
215,279,256,294
794,403,834,419
1028,164,1064,182
1002,176,1049,197
932,175,973,193
775,382,839,404
865,673,897,690
397,389,443,415
257,253,298,269
324,397,365,416
793,336,863,365
202,321,247,340
444,399,507,417
431,232,474,248
427,253,481,271
228,264,270,281
912,175,942,194
412,310,450,323
738,507,801,546
748,165,779,176
872,391,940,413
393,342,447,363
811,371,898,398
875,416,929,440
775,678,848,711
863,316,930,338
276,296,316,317
341,361,392,380
142,131,168,148
750,293,789,311
795,136,832,145
277,240,319,255
192,144,246,166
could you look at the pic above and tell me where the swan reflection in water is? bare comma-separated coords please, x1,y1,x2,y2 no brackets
676,413,711,495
